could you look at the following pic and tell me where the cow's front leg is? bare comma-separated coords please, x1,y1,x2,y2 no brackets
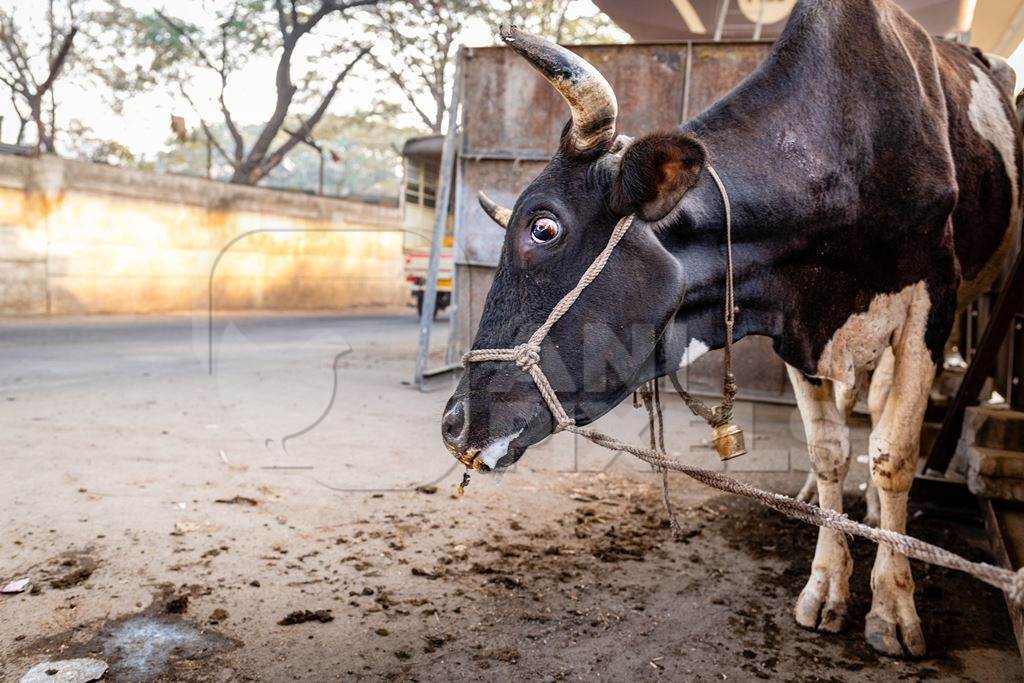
865,319,934,657
787,366,852,633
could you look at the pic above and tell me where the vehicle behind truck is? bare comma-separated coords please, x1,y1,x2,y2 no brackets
404,237,453,317
401,134,455,318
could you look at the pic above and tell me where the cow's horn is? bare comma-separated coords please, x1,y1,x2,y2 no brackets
478,191,511,229
499,24,617,153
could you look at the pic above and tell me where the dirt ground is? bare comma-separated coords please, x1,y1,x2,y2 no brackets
1,310,1020,682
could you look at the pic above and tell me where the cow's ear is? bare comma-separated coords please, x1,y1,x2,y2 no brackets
610,133,706,221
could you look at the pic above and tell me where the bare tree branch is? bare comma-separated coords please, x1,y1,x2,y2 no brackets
235,1,376,183
0,4,77,153
37,26,76,96
9,91,27,143
0,62,21,92
161,2,244,165
274,0,289,38
288,0,299,29
371,54,435,131
256,45,369,182
367,0,462,133
6,25,39,90
0,20,34,94
177,83,237,170
155,10,220,74
289,0,378,37
218,6,244,162
219,90,244,162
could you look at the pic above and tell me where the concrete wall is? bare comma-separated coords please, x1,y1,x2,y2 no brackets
0,155,407,315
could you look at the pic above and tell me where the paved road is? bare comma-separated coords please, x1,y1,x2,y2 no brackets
1,309,464,491
0,309,449,390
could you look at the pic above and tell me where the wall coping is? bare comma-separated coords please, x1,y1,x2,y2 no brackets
0,154,402,228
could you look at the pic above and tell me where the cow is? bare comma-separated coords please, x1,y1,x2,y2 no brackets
441,0,1021,657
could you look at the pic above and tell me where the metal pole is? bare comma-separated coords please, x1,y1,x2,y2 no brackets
414,51,463,388
714,0,730,42
681,42,693,122
318,149,325,196
445,154,465,366
752,0,765,41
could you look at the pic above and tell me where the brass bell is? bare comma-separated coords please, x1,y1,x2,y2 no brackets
712,422,747,461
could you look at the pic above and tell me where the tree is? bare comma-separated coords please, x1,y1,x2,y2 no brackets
367,0,625,135
152,106,419,199
501,0,626,44
368,1,466,134
267,104,423,198
61,118,137,165
0,1,79,153
0,1,162,156
139,0,377,185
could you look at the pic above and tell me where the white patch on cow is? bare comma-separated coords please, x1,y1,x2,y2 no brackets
480,429,523,469
967,65,1019,222
815,282,928,389
678,339,709,368
961,65,1020,306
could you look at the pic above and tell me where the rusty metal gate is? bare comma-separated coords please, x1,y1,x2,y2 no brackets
449,40,794,401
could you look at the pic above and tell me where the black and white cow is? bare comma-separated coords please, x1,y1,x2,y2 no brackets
442,0,1021,656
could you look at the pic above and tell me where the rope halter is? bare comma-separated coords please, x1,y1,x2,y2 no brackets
462,163,738,439
462,209,635,432
511,343,541,369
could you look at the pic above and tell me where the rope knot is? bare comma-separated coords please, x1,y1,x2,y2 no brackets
512,343,541,369
1009,567,1024,607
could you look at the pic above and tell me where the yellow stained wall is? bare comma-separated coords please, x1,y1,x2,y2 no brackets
0,155,407,315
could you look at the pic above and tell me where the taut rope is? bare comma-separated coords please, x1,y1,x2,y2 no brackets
461,165,1024,605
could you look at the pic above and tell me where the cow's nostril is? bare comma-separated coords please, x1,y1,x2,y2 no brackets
441,400,467,449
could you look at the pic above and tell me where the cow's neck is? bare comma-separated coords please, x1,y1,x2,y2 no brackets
653,180,785,379
651,4,833,378
647,0,839,378
652,160,813,379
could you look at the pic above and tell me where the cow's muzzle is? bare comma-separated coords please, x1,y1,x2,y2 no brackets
441,395,528,471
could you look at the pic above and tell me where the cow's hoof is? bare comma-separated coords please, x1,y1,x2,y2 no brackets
865,612,926,657
794,572,848,633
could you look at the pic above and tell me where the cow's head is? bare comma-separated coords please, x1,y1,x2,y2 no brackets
442,27,708,470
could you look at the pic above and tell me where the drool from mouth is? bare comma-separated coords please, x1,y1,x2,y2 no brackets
456,471,471,497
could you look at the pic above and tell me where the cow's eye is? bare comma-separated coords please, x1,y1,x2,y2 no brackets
530,217,560,244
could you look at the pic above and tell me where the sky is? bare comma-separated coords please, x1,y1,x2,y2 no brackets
2,1,1023,160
